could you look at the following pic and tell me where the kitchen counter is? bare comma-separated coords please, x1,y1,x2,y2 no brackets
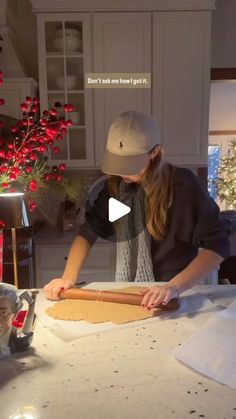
1,284,236,419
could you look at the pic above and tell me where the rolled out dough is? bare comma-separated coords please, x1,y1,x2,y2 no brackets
46,286,157,324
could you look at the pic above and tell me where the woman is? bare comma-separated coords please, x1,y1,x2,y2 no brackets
44,111,230,308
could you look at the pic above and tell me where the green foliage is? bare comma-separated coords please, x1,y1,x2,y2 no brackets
53,175,82,202
216,139,236,208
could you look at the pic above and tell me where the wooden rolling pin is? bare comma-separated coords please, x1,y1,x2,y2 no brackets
59,288,180,310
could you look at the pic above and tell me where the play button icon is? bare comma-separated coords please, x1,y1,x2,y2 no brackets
86,175,149,243
108,198,131,222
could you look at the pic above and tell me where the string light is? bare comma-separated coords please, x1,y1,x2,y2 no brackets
216,139,236,210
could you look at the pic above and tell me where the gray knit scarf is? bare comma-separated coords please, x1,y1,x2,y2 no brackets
115,180,155,282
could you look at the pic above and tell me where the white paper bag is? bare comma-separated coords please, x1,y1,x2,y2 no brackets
174,300,236,389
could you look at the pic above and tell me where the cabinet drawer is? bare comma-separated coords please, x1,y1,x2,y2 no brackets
84,246,112,268
36,269,65,287
36,244,113,269
36,245,70,269
79,269,111,283
36,268,111,288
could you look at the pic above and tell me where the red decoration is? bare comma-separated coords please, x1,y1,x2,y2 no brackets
0,72,75,212
59,163,66,171
12,310,27,328
0,230,3,282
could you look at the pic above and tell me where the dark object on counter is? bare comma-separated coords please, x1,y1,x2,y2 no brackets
219,256,236,284
9,328,34,353
3,227,36,288
219,210,236,284
221,210,236,234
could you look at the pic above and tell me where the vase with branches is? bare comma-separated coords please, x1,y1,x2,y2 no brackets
0,70,75,227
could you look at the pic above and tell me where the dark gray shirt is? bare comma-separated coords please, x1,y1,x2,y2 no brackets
78,168,231,281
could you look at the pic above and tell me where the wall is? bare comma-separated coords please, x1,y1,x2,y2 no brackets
212,0,236,68
6,0,38,80
209,80,236,131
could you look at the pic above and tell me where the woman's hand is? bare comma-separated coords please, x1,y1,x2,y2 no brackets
140,284,179,309
43,278,75,300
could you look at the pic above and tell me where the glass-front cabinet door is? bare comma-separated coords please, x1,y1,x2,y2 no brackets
37,13,93,167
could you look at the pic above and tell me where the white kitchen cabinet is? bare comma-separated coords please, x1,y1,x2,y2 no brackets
37,13,93,167
93,10,211,167
35,228,116,287
152,12,211,166
32,0,215,168
93,12,151,166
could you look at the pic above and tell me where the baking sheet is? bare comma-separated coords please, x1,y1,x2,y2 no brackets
35,282,215,341
173,299,236,389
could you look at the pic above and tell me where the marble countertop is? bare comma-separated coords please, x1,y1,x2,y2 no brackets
1,284,236,419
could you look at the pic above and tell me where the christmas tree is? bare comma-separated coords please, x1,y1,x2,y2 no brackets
217,139,236,210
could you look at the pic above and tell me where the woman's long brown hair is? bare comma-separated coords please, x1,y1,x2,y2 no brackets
107,147,175,241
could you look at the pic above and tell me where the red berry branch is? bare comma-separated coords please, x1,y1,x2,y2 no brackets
0,71,74,217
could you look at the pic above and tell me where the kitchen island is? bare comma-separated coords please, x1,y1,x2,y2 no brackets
1,284,236,419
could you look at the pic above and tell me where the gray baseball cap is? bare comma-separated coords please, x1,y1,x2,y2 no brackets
101,111,160,176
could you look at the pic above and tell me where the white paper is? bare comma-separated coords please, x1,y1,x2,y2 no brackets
36,282,214,341
174,299,236,389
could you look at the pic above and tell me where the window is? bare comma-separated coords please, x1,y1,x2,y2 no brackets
208,144,221,200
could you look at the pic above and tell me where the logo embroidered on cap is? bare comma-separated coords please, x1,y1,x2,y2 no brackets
119,141,124,148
